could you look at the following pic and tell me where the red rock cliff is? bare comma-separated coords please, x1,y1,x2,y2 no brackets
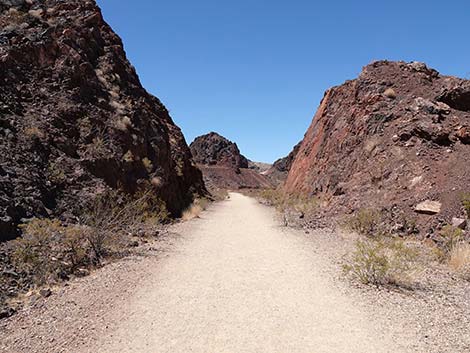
285,61,470,233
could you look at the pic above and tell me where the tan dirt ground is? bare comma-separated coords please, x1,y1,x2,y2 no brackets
1,193,468,352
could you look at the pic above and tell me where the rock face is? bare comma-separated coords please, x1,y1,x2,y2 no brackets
265,142,301,185
190,132,273,190
285,61,470,233
0,0,205,240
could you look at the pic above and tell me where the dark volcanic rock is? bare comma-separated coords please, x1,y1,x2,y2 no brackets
0,0,205,240
190,132,249,169
285,61,470,233
190,132,273,190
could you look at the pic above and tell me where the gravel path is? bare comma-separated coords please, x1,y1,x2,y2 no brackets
4,193,466,352
87,193,400,353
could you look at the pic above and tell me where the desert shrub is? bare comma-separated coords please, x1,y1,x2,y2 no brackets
82,127,111,160
9,190,169,285
291,194,318,216
81,190,168,261
258,189,317,214
258,189,285,209
345,209,383,237
47,160,67,184
343,238,418,287
461,193,470,218
439,225,464,255
11,219,89,284
257,189,319,226
449,242,470,280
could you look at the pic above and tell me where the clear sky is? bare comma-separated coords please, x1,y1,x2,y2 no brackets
96,0,470,163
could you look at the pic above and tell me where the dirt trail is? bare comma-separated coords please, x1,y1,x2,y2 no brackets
89,193,399,353
1,192,420,353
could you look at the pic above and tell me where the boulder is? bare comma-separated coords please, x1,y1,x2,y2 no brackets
415,200,442,215
452,217,467,230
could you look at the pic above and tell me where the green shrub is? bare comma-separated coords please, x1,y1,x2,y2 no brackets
345,209,383,237
343,238,418,287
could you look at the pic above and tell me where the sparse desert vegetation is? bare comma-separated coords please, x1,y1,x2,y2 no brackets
344,208,384,238
256,188,319,226
181,197,210,221
449,242,470,280
0,189,170,315
343,237,419,287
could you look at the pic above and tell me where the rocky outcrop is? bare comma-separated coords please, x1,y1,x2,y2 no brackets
190,132,249,169
0,0,205,240
265,142,301,185
285,61,470,233
190,132,273,190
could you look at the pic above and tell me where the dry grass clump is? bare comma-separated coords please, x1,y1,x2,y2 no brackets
433,225,465,261
181,198,209,221
182,204,203,221
84,134,111,159
343,237,419,287
449,243,470,279
383,88,397,99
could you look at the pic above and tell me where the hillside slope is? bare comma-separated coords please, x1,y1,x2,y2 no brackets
285,61,470,233
0,0,205,240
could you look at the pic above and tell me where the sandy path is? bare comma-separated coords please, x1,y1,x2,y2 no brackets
86,193,398,353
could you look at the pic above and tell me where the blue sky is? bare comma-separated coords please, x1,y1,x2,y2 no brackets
96,0,470,163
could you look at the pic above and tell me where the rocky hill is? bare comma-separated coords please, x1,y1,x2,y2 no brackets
0,0,205,241
190,132,248,169
285,61,470,234
190,132,273,190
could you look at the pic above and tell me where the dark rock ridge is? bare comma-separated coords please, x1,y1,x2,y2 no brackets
190,132,249,170
285,61,470,234
0,0,205,240
190,132,273,190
